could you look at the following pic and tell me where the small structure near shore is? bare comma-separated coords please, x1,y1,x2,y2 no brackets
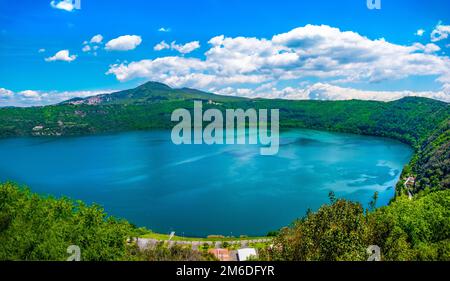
405,176,416,188
404,176,416,200
237,248,257,261
208,248,233,261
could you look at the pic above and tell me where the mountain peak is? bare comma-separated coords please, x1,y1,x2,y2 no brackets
137,81,173,91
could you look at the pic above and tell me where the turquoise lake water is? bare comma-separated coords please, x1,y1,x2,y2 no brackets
0,129,412,237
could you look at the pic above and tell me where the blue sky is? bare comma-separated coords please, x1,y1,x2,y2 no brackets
0,0,450,106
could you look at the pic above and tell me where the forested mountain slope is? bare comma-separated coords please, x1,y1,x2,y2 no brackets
413,119,450,192
0,82,448,149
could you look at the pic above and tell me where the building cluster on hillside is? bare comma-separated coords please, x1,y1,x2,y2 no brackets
136,237,264,261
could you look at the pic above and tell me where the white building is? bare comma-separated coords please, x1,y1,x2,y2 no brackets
237,248,257,261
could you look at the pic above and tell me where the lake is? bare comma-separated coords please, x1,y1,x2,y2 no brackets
0,129,412,237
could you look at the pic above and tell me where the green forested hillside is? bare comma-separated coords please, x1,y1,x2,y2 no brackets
413,120,450,192
0,182,135,261
62,81,245,105
260,190,450,261
2,181,447,261
0,82,448,149
0,182,215,261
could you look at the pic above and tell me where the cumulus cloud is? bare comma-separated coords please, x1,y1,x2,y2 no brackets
82,45,91,52
38,48,46,53
220,83,450,102
90,34,103,44
45,50,77,62
268,25,450,83
50,0,76,12
158,27,170,32
106,56,267,89
415,29,425,36
0,88,14,99
413,43,441,53
0,88,114,107
106,24,450,102
153,40,200,54
154,41,170,51
431,23,450,42
81,34,103,54
170,41,200,54
105,35,142,51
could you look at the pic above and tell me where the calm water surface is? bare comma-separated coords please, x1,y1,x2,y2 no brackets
0,129,412,236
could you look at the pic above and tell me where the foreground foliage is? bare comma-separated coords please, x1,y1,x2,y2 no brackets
0,182,218,261
260,190,450,261
0,182,136,261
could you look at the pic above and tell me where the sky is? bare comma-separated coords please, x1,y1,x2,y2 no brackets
0,0,450,106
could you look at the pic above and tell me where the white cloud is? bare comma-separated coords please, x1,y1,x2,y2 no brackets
154,41,170,51
38,48,46,53
269,24,446,84
81,35,103,54
45,50,77,62
18,90,42,102
232,83,450,102
106,56,266,88
153,40,201,54
82,45,91,52
413,43,441,53
0,88,114,107
90,34,103,44
0,88,14,99
105,35,142,51
158,27,170,32
50,0,75,12
431,23,450,42
415,29,425,36
107,24,450,102
170,41,200,54
205,35,299,75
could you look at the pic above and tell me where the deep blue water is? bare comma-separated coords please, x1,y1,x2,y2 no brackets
0,129,412,237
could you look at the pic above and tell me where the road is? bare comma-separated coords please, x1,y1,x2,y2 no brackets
135,238,273,250
404,177,415,200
